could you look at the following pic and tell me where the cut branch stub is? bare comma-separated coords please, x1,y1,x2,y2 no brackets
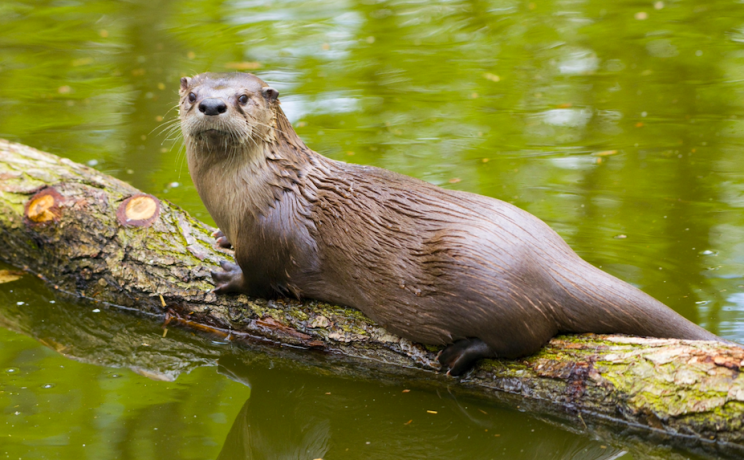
24,187,64,225
117,194,161,228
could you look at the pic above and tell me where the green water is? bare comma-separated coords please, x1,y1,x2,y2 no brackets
2,0,744,458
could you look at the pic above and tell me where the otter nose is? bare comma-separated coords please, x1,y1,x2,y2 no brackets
199,98,227,116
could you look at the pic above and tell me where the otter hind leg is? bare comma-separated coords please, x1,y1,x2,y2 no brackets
438,338,493,376
211,260,245,294
212,229,233,249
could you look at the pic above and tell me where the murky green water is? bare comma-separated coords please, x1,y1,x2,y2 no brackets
2,0,744,458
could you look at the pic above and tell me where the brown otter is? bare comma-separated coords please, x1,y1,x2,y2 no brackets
180,72,729,376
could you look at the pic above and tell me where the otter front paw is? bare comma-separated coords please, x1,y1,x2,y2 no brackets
212,229,233,249
211,260,245,294
438,338,492,376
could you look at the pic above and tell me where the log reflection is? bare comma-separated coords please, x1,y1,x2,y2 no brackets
216,355,627,460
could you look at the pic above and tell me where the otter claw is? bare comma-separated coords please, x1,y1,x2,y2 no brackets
212,229,233,249
210,260,245,294
212,283,231,294
219,260,236,270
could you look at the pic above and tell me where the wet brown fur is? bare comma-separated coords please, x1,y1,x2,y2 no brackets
180,72,725,372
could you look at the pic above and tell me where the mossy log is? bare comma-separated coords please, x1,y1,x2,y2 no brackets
1,139,743,457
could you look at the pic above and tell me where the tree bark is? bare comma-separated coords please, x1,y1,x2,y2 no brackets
1,139,743,458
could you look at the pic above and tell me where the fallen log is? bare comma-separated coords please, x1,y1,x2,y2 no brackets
0,285,694,460
1,139,743,458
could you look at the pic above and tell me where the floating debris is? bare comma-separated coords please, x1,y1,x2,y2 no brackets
0,270,24,285
225,62,261,70
592,150,618,157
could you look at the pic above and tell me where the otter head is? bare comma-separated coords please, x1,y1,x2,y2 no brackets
179,72,280,150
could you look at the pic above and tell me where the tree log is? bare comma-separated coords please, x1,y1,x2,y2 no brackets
1,139,743,458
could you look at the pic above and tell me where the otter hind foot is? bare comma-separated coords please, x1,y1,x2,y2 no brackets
438,338,492,376
211,260,245,294
212,229,233,249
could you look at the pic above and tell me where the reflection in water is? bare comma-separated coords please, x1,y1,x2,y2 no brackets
0,264,723,459
724,293,744,337
3,0,744,458
216,357,628,460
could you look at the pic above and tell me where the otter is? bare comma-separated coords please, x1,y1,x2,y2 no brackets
180,72,728,376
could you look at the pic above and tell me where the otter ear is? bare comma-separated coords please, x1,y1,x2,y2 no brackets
180,77,191,93
262,86,279,103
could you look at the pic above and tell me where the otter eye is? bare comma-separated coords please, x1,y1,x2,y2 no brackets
188,92,196,103
238,95,248,105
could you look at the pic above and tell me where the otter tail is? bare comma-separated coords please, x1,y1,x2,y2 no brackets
547,256,726,343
